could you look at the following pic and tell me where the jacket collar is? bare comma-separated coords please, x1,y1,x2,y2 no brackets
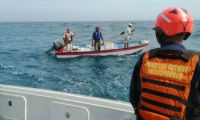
159,42,186,51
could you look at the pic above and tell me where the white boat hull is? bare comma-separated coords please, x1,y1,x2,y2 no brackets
56,40,149,58
0,84,135,120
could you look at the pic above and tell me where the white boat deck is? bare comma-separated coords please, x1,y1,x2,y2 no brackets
0,84,135,120
66,40,119,52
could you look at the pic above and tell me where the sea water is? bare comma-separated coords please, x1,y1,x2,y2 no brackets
0,21,199,102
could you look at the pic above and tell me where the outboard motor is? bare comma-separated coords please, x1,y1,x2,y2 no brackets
44,40,64,54
53,40,64,50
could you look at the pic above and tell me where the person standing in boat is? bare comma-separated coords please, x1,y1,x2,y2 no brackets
63,28,74,52
44,28,74,54
129,7,200,120
121,23,134,48
92,26,104,51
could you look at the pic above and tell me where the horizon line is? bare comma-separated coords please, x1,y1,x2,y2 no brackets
0,19,199,23
0,20,154,23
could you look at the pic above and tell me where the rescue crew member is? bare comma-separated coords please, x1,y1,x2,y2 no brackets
120,23,134,48
63,28,74,52
129,7,200,120
92,26,104,51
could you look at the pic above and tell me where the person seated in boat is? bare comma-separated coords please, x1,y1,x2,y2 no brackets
92,26,104,51
63,28,74,52
129,7,200,120
120,23,134,48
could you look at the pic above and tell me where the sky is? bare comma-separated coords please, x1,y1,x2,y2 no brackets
0,0,199,22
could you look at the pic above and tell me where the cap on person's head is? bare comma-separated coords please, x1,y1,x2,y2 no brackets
128,23,132,27
154,7,193,40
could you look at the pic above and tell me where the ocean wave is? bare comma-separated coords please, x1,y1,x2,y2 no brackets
10,69,44,87
192,32,200,38
0,51,13,55
0,64,14,70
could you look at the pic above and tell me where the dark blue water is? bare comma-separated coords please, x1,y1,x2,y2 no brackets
0,21,199,102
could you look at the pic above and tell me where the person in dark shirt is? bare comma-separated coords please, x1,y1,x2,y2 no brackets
92,26,104,51
129,7,200,120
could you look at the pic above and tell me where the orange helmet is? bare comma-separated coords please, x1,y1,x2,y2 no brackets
155,7,193,40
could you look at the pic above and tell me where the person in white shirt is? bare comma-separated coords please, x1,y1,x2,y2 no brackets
121,23,134,48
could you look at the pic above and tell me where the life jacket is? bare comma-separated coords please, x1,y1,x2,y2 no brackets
138,49,199,120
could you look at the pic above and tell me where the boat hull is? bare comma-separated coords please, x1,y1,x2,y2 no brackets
0,84,135,120
56,41,148,58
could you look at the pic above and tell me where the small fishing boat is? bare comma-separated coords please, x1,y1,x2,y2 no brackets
55,40,149,58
